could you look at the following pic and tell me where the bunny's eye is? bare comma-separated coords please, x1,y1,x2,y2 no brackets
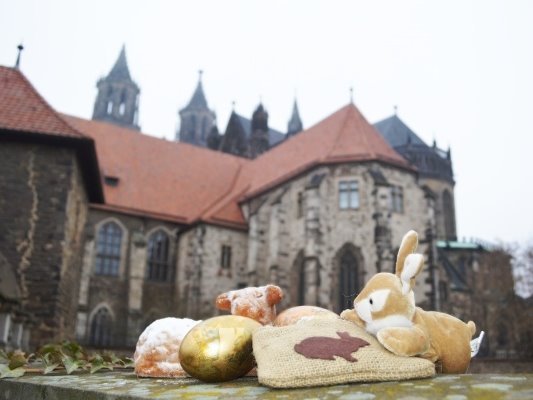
369,298,373,305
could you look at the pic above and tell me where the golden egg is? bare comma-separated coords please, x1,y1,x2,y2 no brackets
274,305,339,326
179,315,262,383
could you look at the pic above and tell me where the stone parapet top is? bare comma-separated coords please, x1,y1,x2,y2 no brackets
1,372,533,399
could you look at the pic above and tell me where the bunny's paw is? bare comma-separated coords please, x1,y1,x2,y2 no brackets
377,326,428,357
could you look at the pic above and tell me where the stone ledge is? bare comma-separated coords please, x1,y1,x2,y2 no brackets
1,372,533,399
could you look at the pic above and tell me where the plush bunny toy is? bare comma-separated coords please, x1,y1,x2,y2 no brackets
341,230,477,373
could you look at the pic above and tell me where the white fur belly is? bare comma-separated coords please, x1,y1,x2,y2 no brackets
366,315,413,336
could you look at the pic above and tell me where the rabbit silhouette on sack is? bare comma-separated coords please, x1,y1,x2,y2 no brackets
341,230,479,373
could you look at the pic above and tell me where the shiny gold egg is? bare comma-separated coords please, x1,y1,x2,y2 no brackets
179,315,262,383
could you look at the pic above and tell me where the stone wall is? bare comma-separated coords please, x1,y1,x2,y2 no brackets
0,142,88,348
176,225,249,319
77,209,184,347
241,161,432,313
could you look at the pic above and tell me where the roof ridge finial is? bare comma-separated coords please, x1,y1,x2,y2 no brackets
231,100,236,111
198,69,203,82
15,44,24,69
394,105,398,116
349,86,354,104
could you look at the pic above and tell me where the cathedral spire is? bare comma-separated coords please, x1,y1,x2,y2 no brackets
92,45,140,130
107,45,132,82
287,98,303,137
176,71,215,145
183,69,209,110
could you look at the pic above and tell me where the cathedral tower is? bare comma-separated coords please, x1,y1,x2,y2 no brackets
249,103,270,158
176,71,216,146
92,46,140,130
287,99,303,137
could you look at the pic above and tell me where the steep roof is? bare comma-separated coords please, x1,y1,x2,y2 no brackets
0,66,86,138
63,115,249,227
374,114,427,148
0,66,104,203
203,103,414,225
287,99,303,136
244,103,413,195
106,46,133,82
181,73,209,111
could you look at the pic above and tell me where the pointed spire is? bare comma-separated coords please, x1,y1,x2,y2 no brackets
14,44,24,69
349,87,354,103
287,98,303,137
107,45,132,81
183,70,209,110
394,105,398,116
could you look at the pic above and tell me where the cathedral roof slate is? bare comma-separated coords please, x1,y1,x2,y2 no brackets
181,77,209,111
235,114,285,146
106,46,133,82
374,114,427,148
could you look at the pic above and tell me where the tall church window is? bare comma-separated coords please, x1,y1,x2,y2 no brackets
201,117,208,141
107,101,113,114
119,102,125,116
221,245,232,269
89,307,112,347
338,250,359,312
390,185,404,213
443,190,456,240
190,115,197,138
147,230,170,281
296,192,304,218
94,222,122,276
339,180,359,209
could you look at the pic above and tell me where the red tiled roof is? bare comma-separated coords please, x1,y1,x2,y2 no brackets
0,66,85,138
203,104,414,225
62,115,250,227
66,103,413,229
1,65,413,229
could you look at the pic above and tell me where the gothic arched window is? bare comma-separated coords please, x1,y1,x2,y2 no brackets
147,230,170,281
95,221,122,276
443,190,456,240
201,117,208,141
338,250,359,312
107,101,113,114
291,251,306,306
89,307,112,347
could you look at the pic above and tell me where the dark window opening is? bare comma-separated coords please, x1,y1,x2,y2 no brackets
104,176,120,187
221,245,232,269
90,308,112,347
297,192,304,218
147,230,170,282
338,251,359,312
95,222,122,276
390,185,404,213
339,180,359,209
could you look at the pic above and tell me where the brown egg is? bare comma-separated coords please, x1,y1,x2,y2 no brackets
274,306,340,327
179,315,262,383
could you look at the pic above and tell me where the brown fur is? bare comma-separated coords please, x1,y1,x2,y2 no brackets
341,230,476,373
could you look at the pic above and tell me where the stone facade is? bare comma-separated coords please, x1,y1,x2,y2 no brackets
0,142,88,349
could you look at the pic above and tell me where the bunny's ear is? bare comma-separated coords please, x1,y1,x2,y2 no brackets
395,230,419,277
400,253,424,294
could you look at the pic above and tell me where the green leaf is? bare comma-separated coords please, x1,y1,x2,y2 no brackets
0,349,9,363
8,351,28,370
61,355,80,375
43,363,60,374
0,364,26,379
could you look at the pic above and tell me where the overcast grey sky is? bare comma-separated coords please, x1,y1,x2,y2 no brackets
1,0,532,245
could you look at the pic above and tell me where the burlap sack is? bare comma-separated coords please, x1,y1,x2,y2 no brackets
253,318,435,388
